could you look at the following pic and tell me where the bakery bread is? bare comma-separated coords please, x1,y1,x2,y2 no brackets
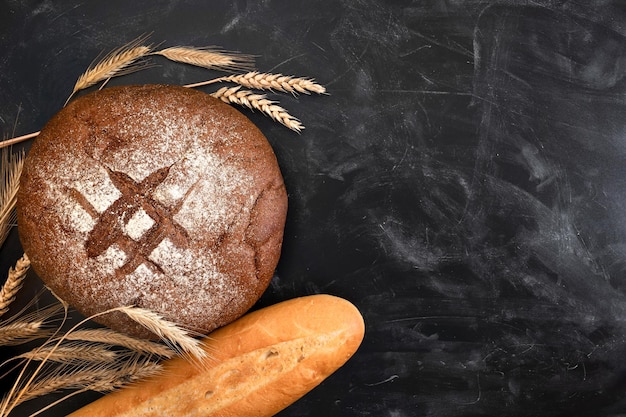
68,294,366,417
17,84,288,338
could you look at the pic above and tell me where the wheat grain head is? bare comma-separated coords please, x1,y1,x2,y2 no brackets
0,254,30,318
212,86,304,132
156,46,255,72
221,71,326,95
0,148,24,249
63,328,174,358
67,36,153,103
116,306,207,361
17,342,118,365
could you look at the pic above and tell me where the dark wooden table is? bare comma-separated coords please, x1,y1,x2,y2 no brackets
1,1,626,416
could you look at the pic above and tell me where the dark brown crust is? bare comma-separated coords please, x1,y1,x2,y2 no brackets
17,85,287,338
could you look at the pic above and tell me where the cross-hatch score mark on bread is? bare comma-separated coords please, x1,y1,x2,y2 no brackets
80,166,191,276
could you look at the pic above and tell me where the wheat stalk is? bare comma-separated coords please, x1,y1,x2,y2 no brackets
10,365,110,407
0,148,25,249
0,44,322,148
25,361,163,417
0,303,173,415
63,328,174,358
0,297,64,349
0,302,204,415
0,321,42,346
26,355,163,417
212,86,304,132
155,46,254,72
0,301,67,388
67,36,153,104
85,354,163,392
220,71,326,95
6,355,162,412
0,132,39,150
16,342,118,364
0,254,30,318
115,306,207,361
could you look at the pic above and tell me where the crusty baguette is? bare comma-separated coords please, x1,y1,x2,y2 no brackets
68,294,365,417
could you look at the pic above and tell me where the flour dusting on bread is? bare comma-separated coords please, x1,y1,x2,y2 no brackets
17,84,288,338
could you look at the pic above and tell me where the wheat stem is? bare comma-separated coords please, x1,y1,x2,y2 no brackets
212,86,304,132
0,132,39,150
26,387,88,417
0,73,319,148
1,301,205,414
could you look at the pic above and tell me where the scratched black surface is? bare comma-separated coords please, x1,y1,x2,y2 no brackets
2,1,626,416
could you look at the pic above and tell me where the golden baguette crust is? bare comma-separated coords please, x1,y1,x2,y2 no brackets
68,294,365,417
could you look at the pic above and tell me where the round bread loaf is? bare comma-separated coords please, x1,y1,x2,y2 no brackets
17,84,288,338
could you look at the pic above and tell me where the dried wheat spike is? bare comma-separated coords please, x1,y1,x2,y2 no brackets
0,301,62,348
0,147,25,247
68,36,153,102
85,355,163,392
64,328,174,358
9,357,162,409
212,86,304,132
17,342,118,364
26,358,163,416
116,306,207,361
156,46,255,72
0,320,42,346
0,254,30,317
221,71,326,95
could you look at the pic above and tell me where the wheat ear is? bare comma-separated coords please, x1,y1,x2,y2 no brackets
0,148,25,248
0,299,64,351
85,353,164,392
25,355,163,417
63,328,174,358
16,342,118,365
0,321,43,346
0,254,30,318
0,304,167,415
220,71,326,95
155,46,254,72
67,37,153,104
7,355,163,413
10,365,114,407
212,86,304,132
116,306,207,361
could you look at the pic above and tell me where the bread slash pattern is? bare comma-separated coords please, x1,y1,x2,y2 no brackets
76,165,191,276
